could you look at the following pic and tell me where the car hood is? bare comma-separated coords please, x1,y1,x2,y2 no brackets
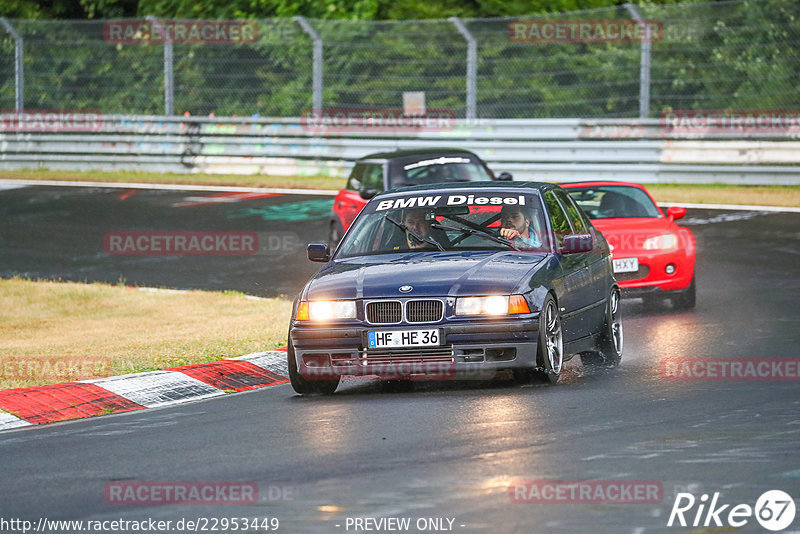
590,217,682,255
303,251,547,300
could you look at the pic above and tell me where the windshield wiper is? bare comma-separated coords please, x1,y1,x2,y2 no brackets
430,223,518,250
384,214,446,251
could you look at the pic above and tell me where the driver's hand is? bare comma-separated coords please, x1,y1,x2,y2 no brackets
500,228,521,240
407,232,423,248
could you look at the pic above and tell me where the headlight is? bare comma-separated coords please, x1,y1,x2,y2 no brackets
296,300,356,321
643,233,678,251
456,295,530,316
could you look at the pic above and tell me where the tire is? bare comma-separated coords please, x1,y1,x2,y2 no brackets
328,219,344,250
583,287,623,368
671,275,696,310
287,340,340,395
515,294,563,385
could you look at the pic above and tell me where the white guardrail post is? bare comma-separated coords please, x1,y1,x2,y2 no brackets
0,18,24,111
146,17,175,116
449,17,477,120
294,16,323,115
624,4,651,120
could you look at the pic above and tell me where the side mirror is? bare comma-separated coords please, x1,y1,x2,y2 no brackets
666,206,686,221
496,172,513,181
562,233,593,254
359,188,378,200
307,242,330,262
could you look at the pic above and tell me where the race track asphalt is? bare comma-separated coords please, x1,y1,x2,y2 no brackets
0,184,799,534
0,184,333,296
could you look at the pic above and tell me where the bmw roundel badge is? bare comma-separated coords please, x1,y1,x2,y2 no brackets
399,285,413,293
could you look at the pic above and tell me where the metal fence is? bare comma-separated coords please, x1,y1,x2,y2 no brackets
1,0,798,119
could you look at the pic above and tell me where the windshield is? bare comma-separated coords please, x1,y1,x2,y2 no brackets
336,191,549,258
566,185,661,219
387,156,493,188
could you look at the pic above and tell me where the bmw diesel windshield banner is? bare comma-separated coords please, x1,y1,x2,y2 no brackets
373,194,529,212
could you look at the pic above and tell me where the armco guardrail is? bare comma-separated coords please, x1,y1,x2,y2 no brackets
1,115,798,185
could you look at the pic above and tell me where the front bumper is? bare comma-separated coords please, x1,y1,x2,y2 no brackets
290,317,540,380
622,285,688,299
615,250,693,294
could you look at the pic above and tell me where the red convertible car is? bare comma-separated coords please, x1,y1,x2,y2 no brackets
562,181,696,309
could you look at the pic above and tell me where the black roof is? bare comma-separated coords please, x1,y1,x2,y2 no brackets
376,181,557,197
356,148,478,162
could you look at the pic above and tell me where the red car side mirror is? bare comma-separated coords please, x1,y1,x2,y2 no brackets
666,206,686,221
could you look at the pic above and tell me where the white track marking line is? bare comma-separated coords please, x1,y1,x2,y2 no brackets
658,201,800,213
0,179,338,196
3,179,798,211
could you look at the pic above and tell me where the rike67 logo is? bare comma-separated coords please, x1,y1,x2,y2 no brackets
668,490,796,531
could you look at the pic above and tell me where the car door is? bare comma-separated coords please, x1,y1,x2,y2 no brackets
553,188,608,331
335,164,369,231
544,190,592,343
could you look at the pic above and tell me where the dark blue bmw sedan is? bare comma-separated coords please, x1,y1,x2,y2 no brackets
288,182,622,394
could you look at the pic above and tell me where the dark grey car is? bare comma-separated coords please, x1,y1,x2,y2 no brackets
329,148,510,246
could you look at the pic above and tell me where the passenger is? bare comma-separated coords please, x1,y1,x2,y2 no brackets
499,205,542,249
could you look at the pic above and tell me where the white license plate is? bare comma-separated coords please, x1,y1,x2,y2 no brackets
613,257,639,273
368,329,441,349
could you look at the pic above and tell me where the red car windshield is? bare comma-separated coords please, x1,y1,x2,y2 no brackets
566,186,661,219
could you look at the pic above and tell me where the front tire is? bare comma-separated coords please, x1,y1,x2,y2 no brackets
671,274,696,310
328,219,344,250
287,340,340,395
538,295,563,383
515,294,563,384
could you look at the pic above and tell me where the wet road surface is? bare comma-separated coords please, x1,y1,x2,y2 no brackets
0,184,798,533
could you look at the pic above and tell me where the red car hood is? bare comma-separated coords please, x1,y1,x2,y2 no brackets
590,217,680,256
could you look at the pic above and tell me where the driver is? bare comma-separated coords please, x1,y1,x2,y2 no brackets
402,209,435,249
499,205,542,249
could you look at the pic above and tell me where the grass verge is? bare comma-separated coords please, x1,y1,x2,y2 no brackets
0,277,291,390
0,169,345,191
645,184,800,208
1,169,799,207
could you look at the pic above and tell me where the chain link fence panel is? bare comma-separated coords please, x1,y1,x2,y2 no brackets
0,0,797,118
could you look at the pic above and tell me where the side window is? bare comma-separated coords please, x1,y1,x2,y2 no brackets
544,190,572,248
346,164,366,191
361,164,383,190
555,188,588,233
